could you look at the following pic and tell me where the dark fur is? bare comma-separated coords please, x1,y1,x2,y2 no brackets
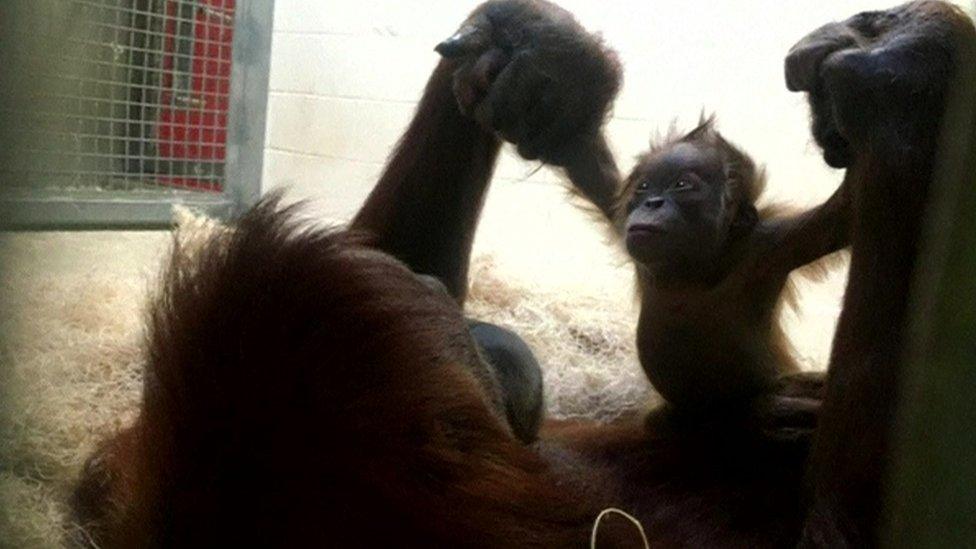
438,0,622,167
436,0,851,415
590,117,848,409
69,1,975,547
348,58,502,302
469,320,546,443
69,198,618,547
787,1,976,544
70,2,814,545
619,115,767,217
439,0,624,214
71,196,821,547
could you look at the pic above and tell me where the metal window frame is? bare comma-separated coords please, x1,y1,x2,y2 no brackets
0,0,274,231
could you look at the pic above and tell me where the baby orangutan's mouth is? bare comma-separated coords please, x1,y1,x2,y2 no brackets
627,224,666,236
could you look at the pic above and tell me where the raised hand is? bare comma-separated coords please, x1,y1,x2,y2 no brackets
436,0,622,166
785,0,976,168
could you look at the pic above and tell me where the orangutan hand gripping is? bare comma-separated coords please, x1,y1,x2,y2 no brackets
439,1,841,416
68,2,975,547
437,0,625,214
786,1,976,544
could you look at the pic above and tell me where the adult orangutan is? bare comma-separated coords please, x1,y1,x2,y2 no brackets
69,1,975,546
437,2,848,413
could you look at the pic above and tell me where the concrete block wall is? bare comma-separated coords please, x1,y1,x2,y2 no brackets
262,0,963,218
263,1,560,220
258,0,971,367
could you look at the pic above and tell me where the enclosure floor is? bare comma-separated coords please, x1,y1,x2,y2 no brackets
0,204,842,546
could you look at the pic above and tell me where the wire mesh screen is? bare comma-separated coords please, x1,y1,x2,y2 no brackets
0,0,237,194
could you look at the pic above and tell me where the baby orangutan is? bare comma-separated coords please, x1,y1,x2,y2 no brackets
69,0,974,545
439,2,847,413
613,119,848,410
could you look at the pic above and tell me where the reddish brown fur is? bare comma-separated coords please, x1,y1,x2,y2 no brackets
70,74,815,549
70,196,819,547
616,115,768,220
593,118,849,408
69,1,975,547
349,58,502,302
70,3,816,543
70,199,628,547
796,3,976,543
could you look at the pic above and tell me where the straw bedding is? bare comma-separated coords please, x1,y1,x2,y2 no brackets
0,209,839,547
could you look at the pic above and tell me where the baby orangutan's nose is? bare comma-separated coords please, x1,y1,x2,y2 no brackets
644,197,665,210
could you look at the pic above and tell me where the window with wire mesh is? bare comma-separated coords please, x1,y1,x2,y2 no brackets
0,0,236,194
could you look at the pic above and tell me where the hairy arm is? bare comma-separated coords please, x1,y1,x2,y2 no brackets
438,0,624,224
758,181,850,278
350,58,502,302
783,3,976,544
559,132,624,223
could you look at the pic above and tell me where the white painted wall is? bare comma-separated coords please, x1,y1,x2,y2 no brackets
260,1,972,368
262,0,970,211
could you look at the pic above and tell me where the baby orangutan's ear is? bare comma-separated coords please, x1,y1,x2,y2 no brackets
731,203,758,239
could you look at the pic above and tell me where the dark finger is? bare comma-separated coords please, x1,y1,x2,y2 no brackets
471,48,510,92
785,22,863,92
755,395,822,429
774,371,826,398
435,25,489,58
452,49,510,114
